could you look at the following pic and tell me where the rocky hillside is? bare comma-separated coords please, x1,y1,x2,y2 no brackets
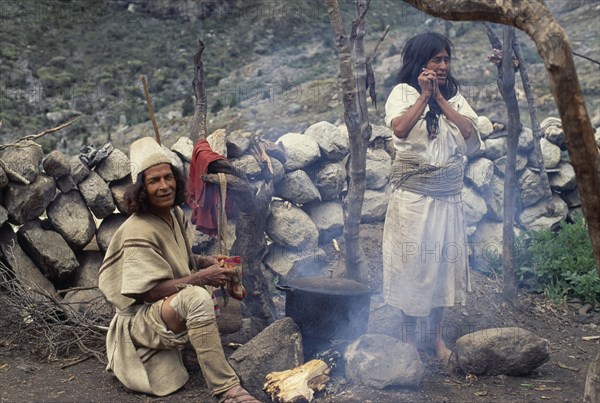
1,0,598,155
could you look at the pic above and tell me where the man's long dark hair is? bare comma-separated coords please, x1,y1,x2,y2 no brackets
396,32,460,139
124,164,187,215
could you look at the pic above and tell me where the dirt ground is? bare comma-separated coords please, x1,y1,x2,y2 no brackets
1,223,598,402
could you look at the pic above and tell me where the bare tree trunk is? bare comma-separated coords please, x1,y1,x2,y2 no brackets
230,179,276,334
482,23,525,306
401,1,600,398
498,26,521,306
189,40,207,143
351,0,372,281
325,0,369,281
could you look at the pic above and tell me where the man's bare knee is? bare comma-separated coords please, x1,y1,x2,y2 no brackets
170,286,215,326
160,294,186,334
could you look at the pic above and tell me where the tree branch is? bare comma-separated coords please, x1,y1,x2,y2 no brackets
349,0,370,51
190,39,207,143
511,30,554,213
0,117,80,151
200,173,254,196
482,22,502,50
366,24,390,65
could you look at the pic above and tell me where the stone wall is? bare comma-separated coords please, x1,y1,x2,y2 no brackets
0,116,589,298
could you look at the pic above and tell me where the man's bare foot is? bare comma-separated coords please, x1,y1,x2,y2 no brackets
218,385,260,403
435,340,452,362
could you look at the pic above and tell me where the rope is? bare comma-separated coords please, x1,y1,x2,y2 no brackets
217,172,228,255
217,172,229,306
389,151,464,197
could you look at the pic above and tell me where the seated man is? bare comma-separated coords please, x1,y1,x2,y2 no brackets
99,137,258,402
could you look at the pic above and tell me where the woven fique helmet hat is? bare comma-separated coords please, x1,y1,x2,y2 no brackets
129,137,171,183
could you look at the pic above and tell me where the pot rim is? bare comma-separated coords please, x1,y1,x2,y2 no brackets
278,276,373,296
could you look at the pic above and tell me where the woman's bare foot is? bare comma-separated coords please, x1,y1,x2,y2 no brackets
435,339,452,362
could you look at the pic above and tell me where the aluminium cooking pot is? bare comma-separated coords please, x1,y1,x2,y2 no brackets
276,277,373,343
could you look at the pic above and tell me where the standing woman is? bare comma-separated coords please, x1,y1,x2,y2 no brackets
383,32,483,361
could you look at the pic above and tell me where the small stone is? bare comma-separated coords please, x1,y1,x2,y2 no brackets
94,148,130,182
78,171,116,219
171,136,194,162
0,140,44,184
344,333,424,388
226,130,252,158
578,304,592,316
43,150,71,178
277,132,321,171
452,327,550,376
276,170,321,205
4,174,56,225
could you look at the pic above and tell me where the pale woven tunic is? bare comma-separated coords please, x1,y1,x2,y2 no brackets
99,207,197,396
383,83,483,317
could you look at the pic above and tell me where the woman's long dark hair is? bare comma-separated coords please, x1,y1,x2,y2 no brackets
124,163,187,215
396,32,460,139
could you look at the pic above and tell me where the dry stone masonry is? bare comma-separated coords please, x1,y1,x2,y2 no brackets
0,116,590,308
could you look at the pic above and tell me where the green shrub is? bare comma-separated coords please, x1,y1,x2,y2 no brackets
529,216,598,304
483,216,599,305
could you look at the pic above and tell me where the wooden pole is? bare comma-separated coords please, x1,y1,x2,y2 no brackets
140,75,161,146
325,0,369,281
498,26,521,306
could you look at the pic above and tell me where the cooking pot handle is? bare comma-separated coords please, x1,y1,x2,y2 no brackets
275,284,292,292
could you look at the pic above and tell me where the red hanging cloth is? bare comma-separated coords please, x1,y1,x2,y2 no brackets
187,139,233,236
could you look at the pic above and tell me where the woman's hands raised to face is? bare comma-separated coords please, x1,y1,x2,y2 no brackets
418,68,438,98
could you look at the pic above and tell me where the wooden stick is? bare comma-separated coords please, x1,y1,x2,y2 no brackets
582,335,600,341
572,50,600,66
0,159,30,185
201,173,254,194
56,286,100,295
511,30,555,214
556,361,580,372
59,355,92,369
140,75,161,146
0,117,80,151
366,24,390,65
0,117,79,183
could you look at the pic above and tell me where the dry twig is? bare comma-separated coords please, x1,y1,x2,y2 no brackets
0,116,80,184
366,24,390,65
555,361,580,372
0,117,80,151
0,254,110,363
